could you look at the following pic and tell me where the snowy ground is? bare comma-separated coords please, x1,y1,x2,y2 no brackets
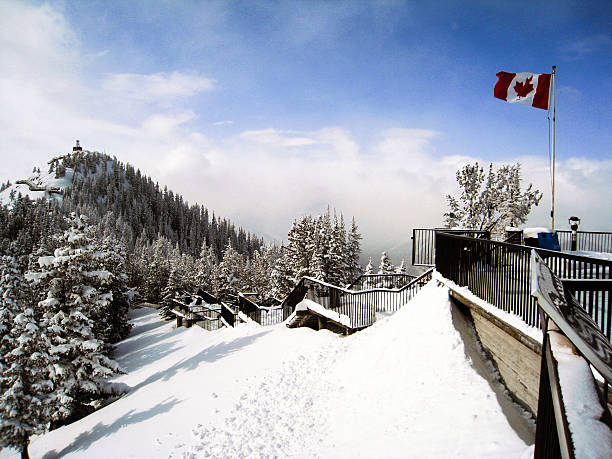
1,281,535,458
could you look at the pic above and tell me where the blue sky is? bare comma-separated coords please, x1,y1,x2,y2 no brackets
1,1,611,260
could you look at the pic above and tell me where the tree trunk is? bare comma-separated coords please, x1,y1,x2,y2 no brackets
21,439,30,459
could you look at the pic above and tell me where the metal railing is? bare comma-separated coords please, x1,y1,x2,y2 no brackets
236,293,285,327
557,230,612,253
282,268,434,329
412,228,491,266
531,252,612,458
435,232,612,339
346,273,417,290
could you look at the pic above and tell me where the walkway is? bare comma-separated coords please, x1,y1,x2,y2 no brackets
10,281,534,458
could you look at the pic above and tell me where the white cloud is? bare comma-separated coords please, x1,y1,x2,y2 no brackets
239,129,318,148
102,72,215,101
562,34,612,60
1,1,610,263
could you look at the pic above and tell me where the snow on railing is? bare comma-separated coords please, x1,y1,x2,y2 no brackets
282,268,434,330
435,231,612,339
531,252,612,459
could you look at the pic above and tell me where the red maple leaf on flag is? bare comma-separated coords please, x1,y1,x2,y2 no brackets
513,76,534,98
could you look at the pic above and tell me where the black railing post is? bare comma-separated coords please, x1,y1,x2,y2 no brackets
534,315,567,459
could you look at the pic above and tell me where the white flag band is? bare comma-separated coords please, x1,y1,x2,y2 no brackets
494,71,551,110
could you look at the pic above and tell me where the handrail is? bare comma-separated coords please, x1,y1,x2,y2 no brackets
435,231,612,338
305,268,433,296
531,252,612,381
531,251,612,458
346,273,417,290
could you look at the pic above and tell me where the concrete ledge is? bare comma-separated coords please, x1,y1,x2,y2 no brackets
447,287,542,416
448,289,542,355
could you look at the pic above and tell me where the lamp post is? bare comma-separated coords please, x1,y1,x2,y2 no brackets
568,216,580,251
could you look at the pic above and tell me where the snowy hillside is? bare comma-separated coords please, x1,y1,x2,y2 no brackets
0,281,535,458
0,167,72,207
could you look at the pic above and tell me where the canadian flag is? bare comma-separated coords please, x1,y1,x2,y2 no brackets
494,71,551,110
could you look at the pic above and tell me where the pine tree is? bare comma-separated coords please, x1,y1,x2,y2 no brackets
246,244,282,299
142,236,172,303
41,308,121,427
327,213,347,285
160,265,183,319
346,217,363,284
25,214,123,426
194,240,218,293
378,251,394,275
88,235,132,345
0,255,51,459
270,248,294,299
364,258,373,275
216,242,245,300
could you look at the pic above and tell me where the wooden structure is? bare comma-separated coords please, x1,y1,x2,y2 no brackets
281,269,434,333
286,305,353,336
169,291,237,330
15,179,63,195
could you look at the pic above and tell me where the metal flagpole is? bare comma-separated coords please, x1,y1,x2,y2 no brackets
550,65,556,229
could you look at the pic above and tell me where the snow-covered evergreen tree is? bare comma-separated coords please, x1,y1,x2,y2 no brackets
24,214,123,426
215,242,245,300
89,235,132,344
160,265,183,319
311,215,331,283
364,258,373,275
141,236,172,303
287,217,315,281
0,254,51,459
270,246,294,299
41,308,121,427
346,217,362,284
270,209,362,295
327,213,347,286
193,240,218,293
378,251,394,275
245,244,281,299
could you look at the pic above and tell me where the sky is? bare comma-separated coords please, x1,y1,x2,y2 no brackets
1,0,611,262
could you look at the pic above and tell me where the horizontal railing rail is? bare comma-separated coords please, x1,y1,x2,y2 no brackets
531,252,612,458
412,228,491,266
346,273,417,290
435,231,612,339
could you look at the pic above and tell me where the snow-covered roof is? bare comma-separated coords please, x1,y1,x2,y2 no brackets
523,227,554,238
295,298,352,328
